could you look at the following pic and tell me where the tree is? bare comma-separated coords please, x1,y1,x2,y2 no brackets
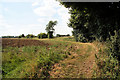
37,33,48,39
45,20,57,38
59,2,120,42
26,34,34,38
21,34,25,37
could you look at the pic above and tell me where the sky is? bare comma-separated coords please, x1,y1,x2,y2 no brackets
0,0,73,37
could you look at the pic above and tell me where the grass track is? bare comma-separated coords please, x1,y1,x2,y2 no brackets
2,37,99,78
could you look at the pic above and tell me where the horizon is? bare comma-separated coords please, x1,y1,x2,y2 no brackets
0,0,73,37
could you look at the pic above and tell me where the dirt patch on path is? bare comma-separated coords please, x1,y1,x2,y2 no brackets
49,42,98,78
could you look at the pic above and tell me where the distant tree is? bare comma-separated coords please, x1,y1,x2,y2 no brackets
67,34,70,36
45,20,57,38
21,34,25,37
18,36,21,38
45,21,57,33
2,36,14,38
19,34,25,38
37,33,48,39
56,34,60,37
26,34,34,38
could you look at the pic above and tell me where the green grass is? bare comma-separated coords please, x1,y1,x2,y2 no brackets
2,36,97,78
2,37,75,78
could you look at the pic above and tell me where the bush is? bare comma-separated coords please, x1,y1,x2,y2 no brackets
77,33,87,43
94,30,120,78
56,34,60,37
26,34,35,38
2,36,14,38
56,34,70,37
109,30,120,60
66,34,70,36
94,49,119,78
37,33,47,39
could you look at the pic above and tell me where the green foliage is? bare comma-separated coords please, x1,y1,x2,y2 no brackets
21,34,25,37
48,31,53,38
45,20,57,33
37,33,48,39
2,41,70,78
56,34,60,37
109,30,120,60
93,30,120,78
60,2,120,42
77,33,87,43
56,34,70,37
2,36,15,38
72,31,74,36
18,34,25,38
94,48,120,78
26,34,35,38
45,20,57,38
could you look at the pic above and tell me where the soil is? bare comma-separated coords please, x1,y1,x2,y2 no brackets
49,43,98,78
2,38,50,48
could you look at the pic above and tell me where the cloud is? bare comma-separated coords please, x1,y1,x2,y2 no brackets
32,0,72,35
0,0,72,36
0,14,14,36
0,14,44,36
4,8,8,12
32,2,39,6
33,6,56,17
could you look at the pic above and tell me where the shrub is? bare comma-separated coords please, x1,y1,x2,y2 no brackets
2,36,14,38
26,34,35,38
94,30,120,78
66,34,70,36
18,36,21,38
77,33,87,43
56,34,70,37
109,30,120,60
94,49,119,78
56,34,60,37
37,33,47,39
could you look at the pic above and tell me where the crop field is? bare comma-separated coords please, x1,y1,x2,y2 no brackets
2,38,50,48
2,37,103,78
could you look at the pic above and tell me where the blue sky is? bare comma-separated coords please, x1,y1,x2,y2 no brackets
0,0,73,36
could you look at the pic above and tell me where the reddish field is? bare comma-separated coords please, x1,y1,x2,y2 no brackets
2,38,50,48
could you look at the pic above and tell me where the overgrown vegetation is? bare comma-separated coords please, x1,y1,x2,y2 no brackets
93,30,120,78
2,2,120,78
59,2,120,78
2,39,74,78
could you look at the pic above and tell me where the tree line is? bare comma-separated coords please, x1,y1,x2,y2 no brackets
2,20,70,39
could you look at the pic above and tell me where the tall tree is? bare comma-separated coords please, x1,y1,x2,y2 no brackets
45,21,57,33
45,20,57,38
59,2,120,42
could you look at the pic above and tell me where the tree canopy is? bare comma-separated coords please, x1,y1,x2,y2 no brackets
45,20,57,33
59,2,120,42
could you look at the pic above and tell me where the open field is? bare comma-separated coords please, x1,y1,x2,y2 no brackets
2,37,102,78
2,38,50,48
